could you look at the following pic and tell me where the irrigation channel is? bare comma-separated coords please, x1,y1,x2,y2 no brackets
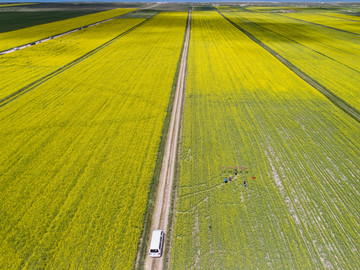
142,10,191,270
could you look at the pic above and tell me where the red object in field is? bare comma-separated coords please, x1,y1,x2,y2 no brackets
245,167,248,170
235,166,237,169
240,167,243,170
252,176,256,179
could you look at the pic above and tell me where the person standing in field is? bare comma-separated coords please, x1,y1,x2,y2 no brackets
244,181,247,187
225,177,228,183
229,175,232,181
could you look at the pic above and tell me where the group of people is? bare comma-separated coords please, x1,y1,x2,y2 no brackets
223,167,254,187
224,175,247,187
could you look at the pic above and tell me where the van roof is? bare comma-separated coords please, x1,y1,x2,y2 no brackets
150,230,163,249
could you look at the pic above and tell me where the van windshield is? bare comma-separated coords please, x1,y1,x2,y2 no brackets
150,249,159,253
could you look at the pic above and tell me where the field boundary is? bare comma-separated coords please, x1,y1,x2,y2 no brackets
218,10,360,123
0,14,158,109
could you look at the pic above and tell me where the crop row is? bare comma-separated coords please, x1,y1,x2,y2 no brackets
218,7,360,113
0,18,145,102
0,8,135,52
0,12,188,269
170,10,360,269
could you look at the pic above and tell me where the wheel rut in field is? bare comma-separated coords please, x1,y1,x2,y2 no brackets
0,14,157,108
218,10,360,123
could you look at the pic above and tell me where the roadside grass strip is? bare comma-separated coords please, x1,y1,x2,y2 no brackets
0,18,146,103
283,12,360,35
0,8,136,52
170,11,360,269
217,7,360,114
0,12,187,269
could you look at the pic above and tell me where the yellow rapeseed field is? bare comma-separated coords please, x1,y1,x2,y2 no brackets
171,10,360,269
284,12,360,35
0,8,135,52
0,12,187,269
0,3,37,7
0,18,144,101
321,12,360,22
218,7,360,112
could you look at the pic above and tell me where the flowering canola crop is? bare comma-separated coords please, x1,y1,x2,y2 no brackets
321,12,360,22
0,18,144,101
0,8,135,52
0,12,187,270
0,3,37,7
218,7,360,112
284,12,360,35
171,11,360,269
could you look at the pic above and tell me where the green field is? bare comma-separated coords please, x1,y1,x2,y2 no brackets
0,2,144,33
0,3,359,270
0,11,106,33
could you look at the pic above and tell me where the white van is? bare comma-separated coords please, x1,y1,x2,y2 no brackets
149,230,164,257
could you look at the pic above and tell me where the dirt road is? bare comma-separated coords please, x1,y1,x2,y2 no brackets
143,10,191,270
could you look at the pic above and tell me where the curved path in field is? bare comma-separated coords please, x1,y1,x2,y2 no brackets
143,10,191,270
